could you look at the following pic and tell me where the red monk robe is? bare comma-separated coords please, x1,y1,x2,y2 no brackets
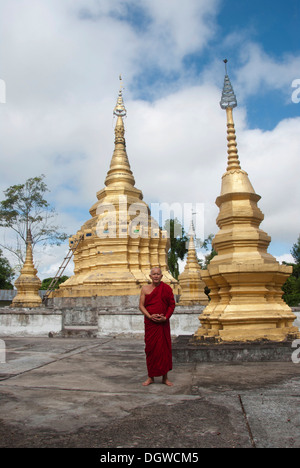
144,282,175,378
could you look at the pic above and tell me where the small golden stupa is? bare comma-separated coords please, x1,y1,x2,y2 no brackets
194,62,299,342
178,222,208,306
11,229,42,308
55,78,177,298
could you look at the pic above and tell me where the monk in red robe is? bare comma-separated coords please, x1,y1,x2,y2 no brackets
139,267,176,386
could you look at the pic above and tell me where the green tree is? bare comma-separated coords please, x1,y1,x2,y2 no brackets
282,236,300,306
163,218,188,280
0,249,14,289
163,218,216,280
291,235,300,264
0,175,68,266
40,276,69,290
196,233,217,269
195,234,217,299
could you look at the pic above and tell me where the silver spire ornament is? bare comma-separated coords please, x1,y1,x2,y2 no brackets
220,59,237,110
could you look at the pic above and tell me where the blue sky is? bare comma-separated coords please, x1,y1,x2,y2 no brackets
216,0,300,129
218,0,299,56
0,0,299,277
129,0,300,128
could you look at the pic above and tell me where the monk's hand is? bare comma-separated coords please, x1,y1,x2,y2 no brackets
150,314,165,322
149,314,159,321
151,314,159,322
155,314,167,322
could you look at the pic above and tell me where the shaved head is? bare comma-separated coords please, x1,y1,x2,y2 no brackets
150,267,162,275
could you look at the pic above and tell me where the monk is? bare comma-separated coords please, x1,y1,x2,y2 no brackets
139,267,176,386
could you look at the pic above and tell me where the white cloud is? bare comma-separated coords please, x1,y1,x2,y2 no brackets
236,42,300,100
276,254,294,265
36,244,75,280
136,0,219,67
237,117,300,244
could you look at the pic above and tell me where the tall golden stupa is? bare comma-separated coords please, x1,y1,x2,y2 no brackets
194,63,299,342
55,79,177,298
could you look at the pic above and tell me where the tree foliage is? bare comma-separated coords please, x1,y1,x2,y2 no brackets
282,235,300,306
0,175,68,265
0,249,14,289
291,235,300,264
163,218,216,280
40,276,69,290
196,233,217,269
163,218,188,280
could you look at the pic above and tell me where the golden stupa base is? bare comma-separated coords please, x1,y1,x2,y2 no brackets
194,262,300,343
11,285,42,308
194,324,299,343
52,269,178,298
53,284,142,298
11,299,42,308
194,306,300,343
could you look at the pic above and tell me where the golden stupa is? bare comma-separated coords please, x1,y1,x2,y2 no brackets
178,222,208,306
11,229,42,308
194,63,299,342
55,79,177,298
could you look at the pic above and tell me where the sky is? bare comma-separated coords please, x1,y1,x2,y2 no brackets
0,0,299,279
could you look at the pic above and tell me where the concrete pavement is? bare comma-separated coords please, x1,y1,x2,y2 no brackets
0,334,299,448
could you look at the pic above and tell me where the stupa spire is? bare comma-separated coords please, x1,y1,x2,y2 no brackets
220,60,241,172
104,76,135,188
220,59,237,110
23,229,35,269
113,75,127,118
218,60,255,197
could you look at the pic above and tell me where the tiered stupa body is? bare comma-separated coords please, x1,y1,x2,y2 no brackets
178,223,208,305
55,83,177,297
195,65,299,342
11,229,42,308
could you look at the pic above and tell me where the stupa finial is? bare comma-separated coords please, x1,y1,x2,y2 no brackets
113,75,127,118
220,60,240,171
220,59,237,110
104,75,135,188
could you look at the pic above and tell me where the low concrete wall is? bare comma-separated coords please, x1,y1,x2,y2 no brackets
0,301,204,338
49,295,142,310
97,306,203,336
51,296,204,337
0,307,62,337
0,302,299,338
173,336,297,362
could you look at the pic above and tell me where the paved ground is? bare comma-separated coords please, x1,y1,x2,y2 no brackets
0,334,299,449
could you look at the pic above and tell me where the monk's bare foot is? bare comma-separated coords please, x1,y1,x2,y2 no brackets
162,378,173,386
142,377,154,386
